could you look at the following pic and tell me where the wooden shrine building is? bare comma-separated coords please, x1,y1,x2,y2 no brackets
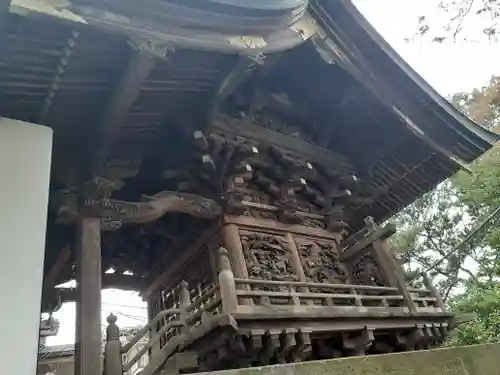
0,0,499,374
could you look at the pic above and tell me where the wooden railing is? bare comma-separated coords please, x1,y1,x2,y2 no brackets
233,279,440,310
103,249,231,375
103,249,445,375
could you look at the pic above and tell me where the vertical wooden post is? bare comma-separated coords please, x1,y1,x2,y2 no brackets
147,295,161,359
179,281,191,331
365,217,417,313
222,223,252,305
372,238,417,313
218,248,238,313
222,223,248,279
104,314,122,375
75,216,103,375
286,233,312,305
371,238,417,313
286,233,307,282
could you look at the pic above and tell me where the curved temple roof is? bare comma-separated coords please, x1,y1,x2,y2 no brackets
1,0,497,220
0,0,498,292
304,0,500,225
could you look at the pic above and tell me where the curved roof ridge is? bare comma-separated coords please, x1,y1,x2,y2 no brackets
310,0,500,160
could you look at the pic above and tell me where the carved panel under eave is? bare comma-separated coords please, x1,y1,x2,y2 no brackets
239,231,297,289
294,237,350,285
349,249,387,287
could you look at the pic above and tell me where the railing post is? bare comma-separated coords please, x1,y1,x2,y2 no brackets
366,217,418,313
421,272,446,310
218,247,238,313
104,314,122,375
179,281,191,331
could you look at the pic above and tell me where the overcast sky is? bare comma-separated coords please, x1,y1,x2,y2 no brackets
46,0,500,346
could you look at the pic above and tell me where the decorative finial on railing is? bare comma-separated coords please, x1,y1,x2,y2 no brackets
179,280,191,305
364,216,377,231
218,247,232,272
104,314,122,375
106,313,120,342
218,247,238,313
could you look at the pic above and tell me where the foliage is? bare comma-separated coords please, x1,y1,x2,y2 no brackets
451,76,500,130
390,182,475,300
411,0,500,42
390,75,500,346
447,282,500,345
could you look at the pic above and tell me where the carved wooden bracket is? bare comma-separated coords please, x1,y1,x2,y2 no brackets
53,189,222,231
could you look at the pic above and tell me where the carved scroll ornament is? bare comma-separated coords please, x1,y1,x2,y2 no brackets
53,189,222,231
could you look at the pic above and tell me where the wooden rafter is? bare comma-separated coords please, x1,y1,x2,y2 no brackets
88,42,159,175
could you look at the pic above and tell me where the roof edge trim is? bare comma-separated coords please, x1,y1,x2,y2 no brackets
309,0,500,151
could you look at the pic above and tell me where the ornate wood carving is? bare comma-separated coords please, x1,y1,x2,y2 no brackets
53,187,221,230
295,238,349,285
349,250,386,287
240,232,297,289
185,125,363,232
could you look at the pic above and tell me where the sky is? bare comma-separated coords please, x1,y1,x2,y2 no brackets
46,0,500,346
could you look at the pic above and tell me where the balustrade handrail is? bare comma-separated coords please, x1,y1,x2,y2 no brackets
122,319,184,372
233,278,434,296
121,284,221,363
235,289,437,302
234,278,398,293
188,284,219,311
236,290,399,300
121,308,181,354
188,296,222,324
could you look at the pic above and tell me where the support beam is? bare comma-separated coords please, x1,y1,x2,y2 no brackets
372,238,417,312
222,223,248,279
89,43,158,175
75,217,102,375
54,190,222,230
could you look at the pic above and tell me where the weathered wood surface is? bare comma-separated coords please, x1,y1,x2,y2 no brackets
75,217,102,375
89,44,158,175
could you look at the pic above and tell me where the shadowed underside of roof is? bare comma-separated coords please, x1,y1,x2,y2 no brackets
0,0,498,292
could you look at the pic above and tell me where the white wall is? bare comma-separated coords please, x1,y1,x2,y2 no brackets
0,118,53,375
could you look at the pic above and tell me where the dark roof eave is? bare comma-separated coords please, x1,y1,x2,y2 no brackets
310,0,500,160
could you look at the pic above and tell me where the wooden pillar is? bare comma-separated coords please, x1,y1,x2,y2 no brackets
147,295,161,358
286,233,307,282
422,272,446,310
222,223,248,279
75,216,103,375
372,238,417,313
364,217,417,313
370,239,400,288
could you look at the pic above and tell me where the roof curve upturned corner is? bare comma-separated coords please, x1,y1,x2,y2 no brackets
309,0,500,165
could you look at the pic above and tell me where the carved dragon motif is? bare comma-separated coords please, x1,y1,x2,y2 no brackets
52,189,222,230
